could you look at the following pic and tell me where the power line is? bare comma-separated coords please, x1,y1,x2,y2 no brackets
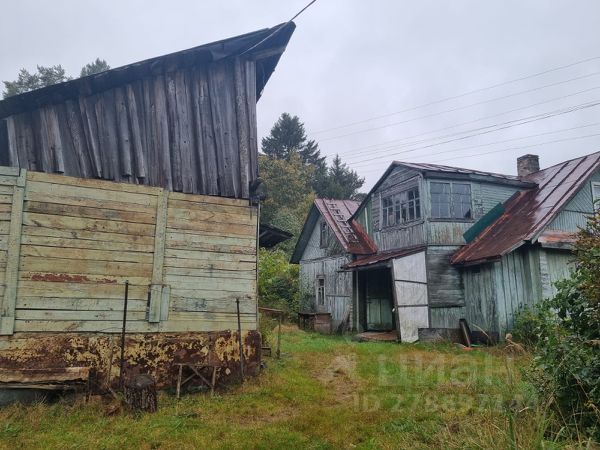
348,100,600,167
338,86,600,160
354,123,600,173
319,71,600,143
311,55,600,135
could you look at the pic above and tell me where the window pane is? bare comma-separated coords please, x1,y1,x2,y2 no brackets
451,183,471,218
431,182,451,218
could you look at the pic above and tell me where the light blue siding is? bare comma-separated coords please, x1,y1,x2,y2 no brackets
548,170,600,231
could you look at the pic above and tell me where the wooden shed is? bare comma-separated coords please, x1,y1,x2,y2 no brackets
0,23,295,391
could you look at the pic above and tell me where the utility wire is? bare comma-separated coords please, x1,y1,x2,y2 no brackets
354,122,600,173
339,85,600,160
319,71,600,142
348,100,600,167
311,55,600,135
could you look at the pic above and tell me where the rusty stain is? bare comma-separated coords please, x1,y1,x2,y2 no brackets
26,273,118,283
0,331,261,392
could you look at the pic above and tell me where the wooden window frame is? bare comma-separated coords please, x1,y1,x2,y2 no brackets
592,182,600,208
430,181,472,219
381,185,421,228
316,276,325,306
319,220,329,248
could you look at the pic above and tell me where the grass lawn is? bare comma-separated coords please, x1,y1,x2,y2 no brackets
0,327,583,449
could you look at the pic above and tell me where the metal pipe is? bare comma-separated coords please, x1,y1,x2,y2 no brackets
119,280,130,389
236,297,245,382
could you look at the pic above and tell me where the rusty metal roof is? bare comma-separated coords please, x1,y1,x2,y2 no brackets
314,199,377,255
451,151,600,265
343,246,426,270
290,198,377,263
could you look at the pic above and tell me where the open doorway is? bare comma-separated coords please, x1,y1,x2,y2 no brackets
358,268,395,332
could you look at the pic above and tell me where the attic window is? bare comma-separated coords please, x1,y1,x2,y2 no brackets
592,182,600,207
381,186,421,228
316,277,325,306
431,182,472,219
319,220,329,248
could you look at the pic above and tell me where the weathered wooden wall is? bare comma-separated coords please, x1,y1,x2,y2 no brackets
298,217,352,330
547,171,600,232
0,169,257,336
0,58,258,199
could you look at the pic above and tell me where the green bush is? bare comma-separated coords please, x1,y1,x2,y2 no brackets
519,212,600,441
258,248,299,319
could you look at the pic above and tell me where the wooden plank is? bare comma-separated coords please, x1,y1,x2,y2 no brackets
166,72,183,193
20,257,153,277
13,113,37,171
64,100,91,178
167,191,249,207
208,61,240,197
5,116,19,167
21,225,155,245
234,58,250,198
26,170,161,195
167,206,254,225
44,106,65,174
170,293,254,313
160,284,170,321
0,175,25,335
192,67,218,195
22,212,156,236
19,272,150,286
17,297,147,312
149,189,168,323
0,195,12,204
78,95,102,177
14,319,157,333
125,84,147,179
175,70,196,193
94,91,120,181
21,234,153,253
17,281,148,299
25,190,155,214
166,239,255,255
163,257,255,272
164,266,255,279
16,309,146,322
153,76,173,190
20,245,154,264
25,201,156,224
244,60,258,180
115,87,133,178
166,218,255,237
165,275,255,293
0,367,89,384
158,319,256,333
167,198,250,214
32,109,53,172
164,248,256,263
0,222,10,235
166,230,255,247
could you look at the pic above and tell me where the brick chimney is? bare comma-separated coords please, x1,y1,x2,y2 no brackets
517,154,540,177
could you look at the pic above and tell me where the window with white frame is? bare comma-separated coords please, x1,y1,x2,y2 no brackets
431,182,472,219
381,186,421,228
316,277,325,306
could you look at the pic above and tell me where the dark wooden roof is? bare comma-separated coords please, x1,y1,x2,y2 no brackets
0,23,295,118
259,223,293,248
451,151,600,265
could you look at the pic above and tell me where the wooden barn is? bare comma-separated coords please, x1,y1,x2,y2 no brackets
0,23,295,392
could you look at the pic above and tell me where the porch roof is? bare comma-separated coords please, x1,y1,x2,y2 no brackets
342,245,426,270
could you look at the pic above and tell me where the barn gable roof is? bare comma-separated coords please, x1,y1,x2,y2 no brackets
0,22,296,118
451,151,600,265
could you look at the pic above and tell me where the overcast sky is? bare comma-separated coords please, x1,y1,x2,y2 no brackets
2,1,600,190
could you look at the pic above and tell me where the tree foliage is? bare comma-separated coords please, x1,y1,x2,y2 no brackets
80,58,111,77
258,248,300,317
314,154,365,200
3,65,71,98
514,211,600,440
3,58,110,99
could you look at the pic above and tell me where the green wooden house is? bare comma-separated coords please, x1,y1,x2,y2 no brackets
293,152,600,342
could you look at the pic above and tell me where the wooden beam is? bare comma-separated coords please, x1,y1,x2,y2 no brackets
148,189,168,322
0,169,26,335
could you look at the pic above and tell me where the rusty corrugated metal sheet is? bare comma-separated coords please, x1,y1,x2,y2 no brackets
538,230,577,248
315,199,376,255
343,245,426,269
451,151,600,265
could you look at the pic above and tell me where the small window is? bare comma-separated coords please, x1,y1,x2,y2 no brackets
592,182,600,208
319,220,329,248
316,277,325,306
431,182,472,219
381,186,421,228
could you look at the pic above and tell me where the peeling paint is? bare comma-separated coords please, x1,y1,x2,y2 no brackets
0,331,261,391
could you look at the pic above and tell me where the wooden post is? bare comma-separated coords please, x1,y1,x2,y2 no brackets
149,189,168,323
0,169,26,335
236,298,245,382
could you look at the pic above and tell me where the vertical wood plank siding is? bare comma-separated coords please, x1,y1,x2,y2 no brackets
0,170,257,334
1,58,258,199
